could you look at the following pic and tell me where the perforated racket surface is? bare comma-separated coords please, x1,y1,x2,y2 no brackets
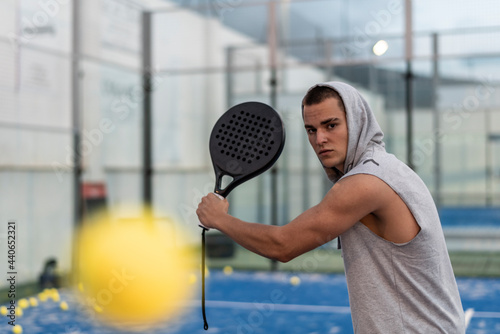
200,102,285,330
209,101,286,197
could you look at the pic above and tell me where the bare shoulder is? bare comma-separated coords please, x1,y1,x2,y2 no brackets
318,173,391,221
327,173,393,207
331,173,420,243
283,173,418,255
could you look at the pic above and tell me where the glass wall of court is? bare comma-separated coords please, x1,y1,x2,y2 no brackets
1,0,500,286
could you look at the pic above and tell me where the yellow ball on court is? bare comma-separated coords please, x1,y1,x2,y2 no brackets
29,298,38,307
223,265,233,276
15,307,23,317
0,306,7,316
18,299,29,309
12,324,22,334
73,207,196,330
50,292,60,302
60,301,69,311
38,292,48,302
289,275,301,286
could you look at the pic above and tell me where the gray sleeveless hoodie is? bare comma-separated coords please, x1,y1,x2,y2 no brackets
306,82,465,333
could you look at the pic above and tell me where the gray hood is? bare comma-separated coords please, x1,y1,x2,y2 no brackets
304,81,385,182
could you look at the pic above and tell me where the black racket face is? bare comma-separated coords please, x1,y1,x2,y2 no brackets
209,102,285,197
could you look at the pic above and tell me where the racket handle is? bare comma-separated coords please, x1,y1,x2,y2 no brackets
198,192,225,231
200,193,224,330
213,192,224,200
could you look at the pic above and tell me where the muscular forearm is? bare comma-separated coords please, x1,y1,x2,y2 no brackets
201,201,343,263
213,214,290,262
197,193,296,262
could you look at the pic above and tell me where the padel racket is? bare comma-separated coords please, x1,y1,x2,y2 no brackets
200,101,286,330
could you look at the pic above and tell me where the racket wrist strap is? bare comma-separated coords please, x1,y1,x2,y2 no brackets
201,227,209,330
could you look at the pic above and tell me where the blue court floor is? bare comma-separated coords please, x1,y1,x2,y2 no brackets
1,270,499,333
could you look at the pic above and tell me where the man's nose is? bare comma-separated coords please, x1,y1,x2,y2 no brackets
316,130,328,145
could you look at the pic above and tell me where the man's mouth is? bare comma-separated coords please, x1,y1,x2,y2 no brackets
318,149,333,156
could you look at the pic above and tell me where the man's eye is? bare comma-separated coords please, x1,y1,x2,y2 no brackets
306,128,316,134
328,123,337,129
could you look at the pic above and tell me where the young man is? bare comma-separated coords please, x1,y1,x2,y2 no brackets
197,81,465,333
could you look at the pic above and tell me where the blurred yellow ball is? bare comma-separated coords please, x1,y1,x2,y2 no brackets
0,306,7,316
223,266,233,276
289,276,301,286
29,298,38,307
18,299,29,309
15,307,22,317
50,292,60,302
60,301,69,311
38,292,48,302
73,207,196,330
12,324,22,334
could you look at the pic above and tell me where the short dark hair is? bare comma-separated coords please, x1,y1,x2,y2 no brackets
301,86,345,116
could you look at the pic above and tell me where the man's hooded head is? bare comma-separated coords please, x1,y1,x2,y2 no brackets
302,81,385,182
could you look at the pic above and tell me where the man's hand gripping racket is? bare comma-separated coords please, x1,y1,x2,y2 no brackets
198,102,286,330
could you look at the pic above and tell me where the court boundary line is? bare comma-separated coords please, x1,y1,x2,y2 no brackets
205,301,500,319
206,300,351,314
473,311,500,318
